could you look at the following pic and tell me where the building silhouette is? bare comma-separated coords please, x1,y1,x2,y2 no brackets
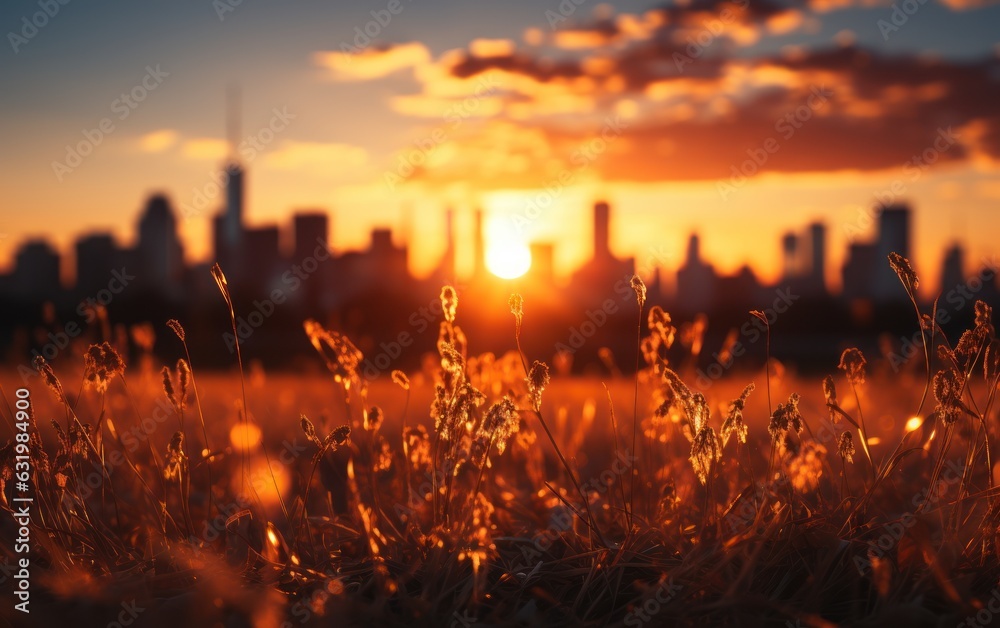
807,221,827,296
940,243,965,295
570,201,635,299
10,240,60,300
136,194,185,294
874,204,912,301
676,234,716,314
75,233,123,297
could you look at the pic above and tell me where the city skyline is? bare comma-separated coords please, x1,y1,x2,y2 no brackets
2,170,992,305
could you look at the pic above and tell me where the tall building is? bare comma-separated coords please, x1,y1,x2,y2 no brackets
137,194,184,289
570,201,635,302
213,162,245,271
594,200,611,260
940,243,965,295
242,226,280,289
293,212,329,260
75,233,122,296
874,204,912,301
12,240,60,299
782,232,799,281
807,221,827,296
224,161,244,250
293,212,330,315
676,233,716,314
472,208,486,278
842,242,877,302
435,208,456,281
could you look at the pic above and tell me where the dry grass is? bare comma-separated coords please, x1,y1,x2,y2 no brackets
2,255,1000,627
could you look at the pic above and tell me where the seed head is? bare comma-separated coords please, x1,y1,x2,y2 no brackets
721,383,754,447
838,348,867,386
768,393,803,442
932,368,965,424
441,286,458,324
822,375,837,406
33,356,65,403
690,426,720,485
647,306,676,350
300,414,321,446
166,319,186,342
162,366,176,409
440,342,465,375
211,263,234,312
480,397,520,456
837,431,855,464
176,359,190,406
975,301,993,331
509,293,523,321
526,360,551,411
391,369,410,390
630,275,647,310
364,406,383,432
887,252,919,295
164,431,187,482
83,342,125,393
323,425,351,450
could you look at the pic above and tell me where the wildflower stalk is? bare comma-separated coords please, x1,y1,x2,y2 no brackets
510,294,607,547
168,319,215,519
211,264,261,509
629,275,645,530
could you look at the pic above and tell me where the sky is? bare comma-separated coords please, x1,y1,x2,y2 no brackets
2,0,999,293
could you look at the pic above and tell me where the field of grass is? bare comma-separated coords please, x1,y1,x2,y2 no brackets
3,259,1000,627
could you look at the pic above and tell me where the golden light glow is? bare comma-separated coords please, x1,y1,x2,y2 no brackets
905,416,924,432
486,242,532,279
230,423,263,450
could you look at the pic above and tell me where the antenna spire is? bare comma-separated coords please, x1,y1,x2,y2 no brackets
227,84,241,161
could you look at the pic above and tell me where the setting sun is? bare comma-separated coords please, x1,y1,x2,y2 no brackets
486,242,532,279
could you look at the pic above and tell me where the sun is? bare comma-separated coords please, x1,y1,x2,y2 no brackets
486,241,532,279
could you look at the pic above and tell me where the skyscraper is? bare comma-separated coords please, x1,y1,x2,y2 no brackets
808,221,827,296
677,233,716,314
75,233,121,296
12,240,60,299
940,243,965,295
875,204,912,301
473,208,486,278
594,200,610,260
137,194,184,289
293,212,329,260
782,232,799,281
293,212,330,316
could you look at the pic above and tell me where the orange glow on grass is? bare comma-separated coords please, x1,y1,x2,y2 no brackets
905,416,924,432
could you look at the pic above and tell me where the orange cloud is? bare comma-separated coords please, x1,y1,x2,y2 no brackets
313,42,430,81
139,129,178,153
182,138,228,161
263,141,368,174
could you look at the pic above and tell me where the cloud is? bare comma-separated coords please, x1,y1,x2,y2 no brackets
181,138,229,161
313,42,430,81
392,40,1000,189
139,129,178,153
331,2,997,190
263,141,368,174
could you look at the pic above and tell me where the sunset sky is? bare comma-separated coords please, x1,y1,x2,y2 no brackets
2,0,999,293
